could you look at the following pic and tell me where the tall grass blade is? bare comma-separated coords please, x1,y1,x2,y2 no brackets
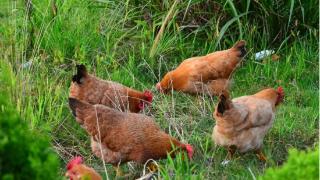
149,0,179,58
226,0,243,39
287,0,295,30
214,12,248,50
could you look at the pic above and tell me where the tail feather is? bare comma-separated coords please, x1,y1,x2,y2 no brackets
217,91,231,116
72,64,87,84
232,40,247,58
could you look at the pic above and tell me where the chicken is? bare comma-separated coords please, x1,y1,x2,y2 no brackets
70,64,153,113
65,156,102,180
212,87,284,161
68,98,194,174
156,40,247,96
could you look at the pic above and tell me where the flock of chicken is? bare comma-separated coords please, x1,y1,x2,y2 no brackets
65,40,284,179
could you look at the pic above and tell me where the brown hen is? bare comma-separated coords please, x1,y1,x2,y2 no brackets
70,65,153,113
212,87,284,161
65,156,102,180
68,98,194,174
156,40,247,96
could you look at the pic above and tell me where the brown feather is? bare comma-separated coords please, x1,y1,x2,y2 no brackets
66,164,102,180
70,65,152,113
68,98,190,165
212,87,282,153
157,40,246,95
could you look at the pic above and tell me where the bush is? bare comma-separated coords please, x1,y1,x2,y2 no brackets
259,147,319,180
0,62,61,179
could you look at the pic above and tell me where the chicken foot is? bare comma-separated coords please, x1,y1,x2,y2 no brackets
112,165,123,177
255,149,267,162
226,145,237,160
221,145,237,166
147,162,158,172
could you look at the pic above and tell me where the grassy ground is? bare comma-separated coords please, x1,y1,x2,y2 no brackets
0,0,318,179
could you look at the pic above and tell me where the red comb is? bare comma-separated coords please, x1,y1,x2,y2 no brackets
67,156,83,170
276,86,284,105
277,86,283,93
143,90,153,103
185,144,194,159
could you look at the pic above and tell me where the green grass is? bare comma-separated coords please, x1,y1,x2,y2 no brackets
0,0,318,179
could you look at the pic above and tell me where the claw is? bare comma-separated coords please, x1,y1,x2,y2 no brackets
221,160,231,166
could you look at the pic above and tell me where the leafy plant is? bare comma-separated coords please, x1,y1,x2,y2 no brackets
260,146,319,180
0,0,318,179
0,62,61,180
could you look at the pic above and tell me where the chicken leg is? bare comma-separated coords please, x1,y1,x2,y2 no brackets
226,145,237,160
113,165,124,177
255,149,267,162
147,162,158,172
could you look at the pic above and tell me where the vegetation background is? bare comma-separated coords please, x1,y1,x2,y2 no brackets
0,0,318,179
